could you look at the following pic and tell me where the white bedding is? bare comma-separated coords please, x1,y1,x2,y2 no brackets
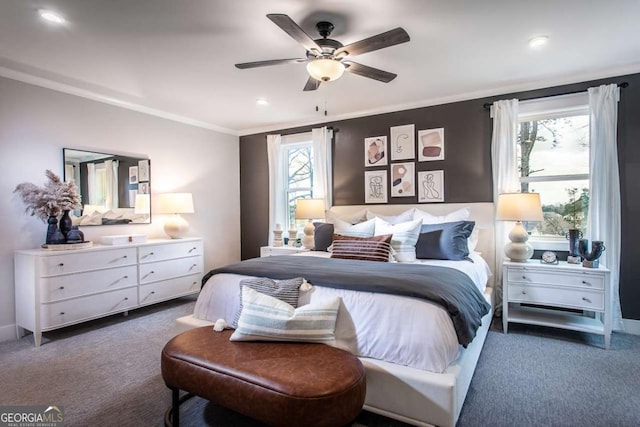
193,253,492,373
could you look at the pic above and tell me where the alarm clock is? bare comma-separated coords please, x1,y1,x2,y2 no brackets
541,251,559,265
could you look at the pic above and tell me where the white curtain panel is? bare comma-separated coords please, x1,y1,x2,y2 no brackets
104,159,119,210
312,126,333,212
491,99,520,312
267,134,284,246
588,84,623,330
86,162,97,205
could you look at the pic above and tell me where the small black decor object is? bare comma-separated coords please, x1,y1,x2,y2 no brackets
578,239,606,268
65,226,84,243
46,216,66,245
59,210,73,239
566,229,583,256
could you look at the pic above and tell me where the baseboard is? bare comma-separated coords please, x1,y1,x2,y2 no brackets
0,323,16,343
622,318,640,336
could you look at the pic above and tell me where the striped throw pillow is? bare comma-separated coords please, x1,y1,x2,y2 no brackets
330,234,393,262
230,287,340,342
231,277,303,328
373,217,423,262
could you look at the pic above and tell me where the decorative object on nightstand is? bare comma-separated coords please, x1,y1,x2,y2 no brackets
496,192,543,262
541,250,558,265
287,227,298,247
273,224,283,247
157,193,195,239
566,229,583,264
295,198,326,250
579,239,606,268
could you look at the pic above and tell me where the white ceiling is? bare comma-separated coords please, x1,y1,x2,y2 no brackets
1,1,639,136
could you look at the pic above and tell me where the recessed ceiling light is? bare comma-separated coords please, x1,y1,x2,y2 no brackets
38,9,66,25
528,35,549,49
256,98,269,106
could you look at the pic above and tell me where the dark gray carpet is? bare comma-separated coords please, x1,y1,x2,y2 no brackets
1,297,639,427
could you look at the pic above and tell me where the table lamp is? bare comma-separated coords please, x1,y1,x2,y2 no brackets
496,192,543,262
295,198,325,249
157,193,194,239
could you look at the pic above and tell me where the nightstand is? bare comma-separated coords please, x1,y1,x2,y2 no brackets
502,260,611,349
260,246,310,257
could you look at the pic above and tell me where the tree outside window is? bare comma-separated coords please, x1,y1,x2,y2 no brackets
517,114,589,238
284,143,313,230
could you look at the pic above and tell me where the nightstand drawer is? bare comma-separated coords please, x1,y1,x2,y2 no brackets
508,284,604,311
507,268,605,290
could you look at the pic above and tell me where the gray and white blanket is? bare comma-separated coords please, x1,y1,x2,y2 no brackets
203,255,490,347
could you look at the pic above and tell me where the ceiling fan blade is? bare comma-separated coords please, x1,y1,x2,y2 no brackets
235,58,307,69
303,77,321,91
343,61,397,83
335,27,410,57
267,14,322,53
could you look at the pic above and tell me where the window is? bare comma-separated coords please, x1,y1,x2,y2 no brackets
282,133,314,230
517,94,589,240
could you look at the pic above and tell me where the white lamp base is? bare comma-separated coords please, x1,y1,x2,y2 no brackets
302,219,315,249
164,214,189,239
504,221,533,262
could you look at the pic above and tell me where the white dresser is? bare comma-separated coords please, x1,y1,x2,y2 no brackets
502,260,611,349
15,237,203,346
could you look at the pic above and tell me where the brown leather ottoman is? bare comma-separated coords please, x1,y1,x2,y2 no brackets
161,327,366,427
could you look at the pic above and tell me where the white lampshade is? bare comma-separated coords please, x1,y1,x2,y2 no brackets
306,59,345,82
295,198,325,220
157,193,194,214
156,193,194,239
134,194,150,214
496,192,543,262
496,193,543,222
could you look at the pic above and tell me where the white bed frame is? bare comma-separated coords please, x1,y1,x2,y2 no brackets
178,203,496,427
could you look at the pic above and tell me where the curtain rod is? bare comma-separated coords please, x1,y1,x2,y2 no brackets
482,82,629,109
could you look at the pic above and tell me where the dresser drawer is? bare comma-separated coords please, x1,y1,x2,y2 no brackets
139,240,202,263
40,265,137,303
507,267,604,290
39,248,137,277
508,284,604,311
139,256,202,284
40,287,137,330
138,274,200,306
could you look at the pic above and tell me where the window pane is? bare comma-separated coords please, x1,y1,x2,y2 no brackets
526,180,589,238
517,115,589,181
287,147,313,189
287,190,312,227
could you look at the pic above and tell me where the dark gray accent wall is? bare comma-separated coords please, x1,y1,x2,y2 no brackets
240,72,640,320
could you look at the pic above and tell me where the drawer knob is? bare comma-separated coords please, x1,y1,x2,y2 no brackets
189,264,197,270
522,290,527,295
151,291,155,294
522,275,526,279
124,275,128,279
59,286,65,290
58,263,64,267
124,297,129,301
582,280,590,286
60,312,65,315
189,247,197,253
142,252,154,259
582,297,592,303
123,255,128,259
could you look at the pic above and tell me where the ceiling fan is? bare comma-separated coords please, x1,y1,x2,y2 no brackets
235,14,410,91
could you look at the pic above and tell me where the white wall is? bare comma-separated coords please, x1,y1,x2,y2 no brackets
0,77,240,342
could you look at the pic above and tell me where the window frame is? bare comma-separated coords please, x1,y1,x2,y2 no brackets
516,93,590,249
281,132,314,231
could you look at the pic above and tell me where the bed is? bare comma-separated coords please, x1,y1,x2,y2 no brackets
178,203,496,427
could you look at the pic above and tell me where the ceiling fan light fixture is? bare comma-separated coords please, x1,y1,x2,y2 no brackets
307,59,345,82
38,9,66,25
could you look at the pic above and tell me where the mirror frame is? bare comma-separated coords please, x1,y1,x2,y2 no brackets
63,148,151,226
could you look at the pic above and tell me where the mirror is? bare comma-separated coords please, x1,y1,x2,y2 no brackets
63,148,151,226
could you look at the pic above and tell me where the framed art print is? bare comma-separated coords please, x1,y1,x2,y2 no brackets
129,166,138,184
418,170,444,203
365,170,388,204
418,128,445,161
364,136,388,167
391,162,415,197
390,124,415,161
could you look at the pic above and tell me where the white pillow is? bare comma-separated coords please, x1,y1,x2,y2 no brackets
365,208,415,225
413,207,470,224
333,218,375,238
230,287,340,342
467,226,480,252
326,209,368,225
373,217,423,262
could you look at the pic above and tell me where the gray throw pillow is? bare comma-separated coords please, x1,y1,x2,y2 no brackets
313,222,334,251
415,221,475,261
232,277,303,328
